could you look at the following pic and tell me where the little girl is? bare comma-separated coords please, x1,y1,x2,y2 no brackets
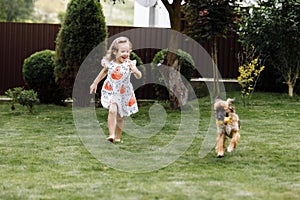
90,36,142,142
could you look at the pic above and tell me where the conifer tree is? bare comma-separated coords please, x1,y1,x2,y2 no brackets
55,0,107,102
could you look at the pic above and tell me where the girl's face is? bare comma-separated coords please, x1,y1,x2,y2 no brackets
114,42,131,64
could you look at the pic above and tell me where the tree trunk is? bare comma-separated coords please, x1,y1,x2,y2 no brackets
286,71,298,97
287,81,294,97
211,38,220,97
160,0,189,109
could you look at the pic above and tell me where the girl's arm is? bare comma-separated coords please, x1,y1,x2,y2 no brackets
129,60,142,79
90,68,108,94
131,67,142,79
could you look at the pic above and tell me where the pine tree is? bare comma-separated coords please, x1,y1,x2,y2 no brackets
55,0,107,102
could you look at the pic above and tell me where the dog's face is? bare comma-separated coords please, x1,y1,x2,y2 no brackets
214,98,235,123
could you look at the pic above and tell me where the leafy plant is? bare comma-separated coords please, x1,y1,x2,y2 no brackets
4,87,23,111
237,58,265,106
4,87,38,113
151,49,195,100
18,89,38,113
23,50,64,105
0,0,34,22
237,0,300,97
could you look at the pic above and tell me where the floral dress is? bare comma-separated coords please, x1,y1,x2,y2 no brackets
101,59,138,117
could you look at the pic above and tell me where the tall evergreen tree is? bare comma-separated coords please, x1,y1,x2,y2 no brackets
55,0,107,102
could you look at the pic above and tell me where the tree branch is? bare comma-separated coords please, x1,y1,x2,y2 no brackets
161,0,173,16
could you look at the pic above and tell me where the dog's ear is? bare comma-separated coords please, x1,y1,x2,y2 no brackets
226,98,236,112
226,98,235,106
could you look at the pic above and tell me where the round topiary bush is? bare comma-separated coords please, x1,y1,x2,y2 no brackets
23,50,64,104
151,49,195,100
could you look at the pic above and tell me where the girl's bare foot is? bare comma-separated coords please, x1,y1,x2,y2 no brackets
114,138,121,143
106,136,114,142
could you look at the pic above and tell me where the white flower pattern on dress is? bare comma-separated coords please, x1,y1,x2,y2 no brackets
101,59,138,117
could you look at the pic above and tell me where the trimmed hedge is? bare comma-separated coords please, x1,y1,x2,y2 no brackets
23,50,64,105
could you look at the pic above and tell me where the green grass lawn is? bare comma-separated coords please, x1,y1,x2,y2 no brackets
0,92,299,199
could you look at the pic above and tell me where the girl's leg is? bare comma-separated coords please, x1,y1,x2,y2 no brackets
115,115,124,142
107,103,118,141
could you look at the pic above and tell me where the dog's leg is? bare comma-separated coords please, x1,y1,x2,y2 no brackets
227,130,240,153
223,136,227,150
216,132,225,157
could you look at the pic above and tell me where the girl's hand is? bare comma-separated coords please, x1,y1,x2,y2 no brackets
90,83,97,94
90,68,108,94
131,68,142,79
130,66,139,74
129,60,142,79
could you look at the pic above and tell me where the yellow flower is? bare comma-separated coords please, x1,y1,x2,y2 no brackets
237,57,265,97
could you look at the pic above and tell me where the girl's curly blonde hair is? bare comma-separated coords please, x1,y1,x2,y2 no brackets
104,36,132,61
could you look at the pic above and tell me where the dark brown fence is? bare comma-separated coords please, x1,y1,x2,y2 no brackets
0,22,241,95
0,22,60,95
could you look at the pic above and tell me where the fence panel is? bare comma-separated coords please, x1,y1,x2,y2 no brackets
0,22,241,96
0,22,59,94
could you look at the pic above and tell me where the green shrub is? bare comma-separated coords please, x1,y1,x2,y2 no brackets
237,57,265,106
5,87,38,113
18,89,38,113
55,0,107,101
5,87,23,111
151,49,195,99
23,50,65,105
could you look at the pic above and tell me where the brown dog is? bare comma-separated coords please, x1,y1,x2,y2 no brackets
214,98,241,157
